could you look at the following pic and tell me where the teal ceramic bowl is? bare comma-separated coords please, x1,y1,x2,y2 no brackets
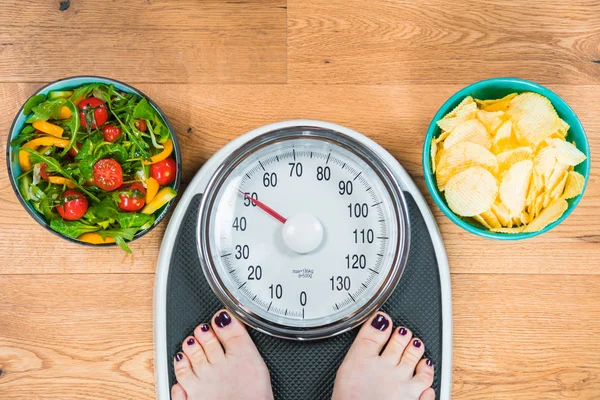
6,76,181,247
423,77,590,240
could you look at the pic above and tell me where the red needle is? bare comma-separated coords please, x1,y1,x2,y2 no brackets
238,190,287,224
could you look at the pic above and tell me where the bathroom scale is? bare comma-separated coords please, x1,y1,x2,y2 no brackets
154,120,452,399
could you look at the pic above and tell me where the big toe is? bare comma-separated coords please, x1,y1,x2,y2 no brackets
346,311,394,359
211,309,260,358
171,383,187,400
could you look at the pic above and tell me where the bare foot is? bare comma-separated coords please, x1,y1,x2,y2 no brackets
171,309,274,400
332,312,435,400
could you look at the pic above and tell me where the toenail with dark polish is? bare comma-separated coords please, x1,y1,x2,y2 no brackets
399,327,408,336
175,353,184,362
215,311,232,328
186,338,195,346
200,323,210,332
426,359,434,367
413,339,422,348
371,314,389,331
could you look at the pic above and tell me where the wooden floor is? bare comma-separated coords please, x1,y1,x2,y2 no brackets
0,1,599,398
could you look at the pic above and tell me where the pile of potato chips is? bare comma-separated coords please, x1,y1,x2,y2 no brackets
432,92,587,233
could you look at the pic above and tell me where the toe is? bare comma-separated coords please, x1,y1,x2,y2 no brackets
194,322,225,364
211,309,259,358
182,334,208,372
173,352,196,389
419,387,436,400
413,358,435,392
380,326,413,365
171,383,188,400
398,337,425,375
346,312,394,359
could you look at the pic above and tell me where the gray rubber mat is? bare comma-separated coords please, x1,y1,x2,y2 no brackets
166,192,442,399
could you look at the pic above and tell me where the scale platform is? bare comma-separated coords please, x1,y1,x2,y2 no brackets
154,120,452,399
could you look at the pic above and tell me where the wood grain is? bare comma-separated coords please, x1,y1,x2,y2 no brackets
0,274,598,399
288,0,600,84
1,83,598,275
0,0,287,83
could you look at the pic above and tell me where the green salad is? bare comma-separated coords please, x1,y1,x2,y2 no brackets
12,83,178,253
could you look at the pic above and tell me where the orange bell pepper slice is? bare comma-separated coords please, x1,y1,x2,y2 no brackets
19,136,70,171
32,120,64,137
143,139,173,165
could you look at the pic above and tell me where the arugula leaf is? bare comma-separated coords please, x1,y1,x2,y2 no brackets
69,83,101,102
60,100,80,156
154,121,171,143
97,227,139,254
117,212,155,229
50,219,100,239
132,97,158,121
24,148,100,202
23,93,47,115
26,99,67,123
84,199,119,223
10,129,38,147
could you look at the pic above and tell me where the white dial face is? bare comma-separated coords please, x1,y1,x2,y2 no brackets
205,137,401,328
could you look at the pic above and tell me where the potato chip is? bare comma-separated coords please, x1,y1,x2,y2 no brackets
473,214,491,229
549,171,568,200
436,130,451,143
492,120,513,153
533,146,557,184
430,140,438,174
480,210,502,229
545,138,587,166
476,93,518,112
507,92,560,145
496,146,533,172
446,96,476,118
445,167,498,217
491,202,511,227
561,171,585,199
546,162,569,193
435,142,498,190
490,226,524,234
437,97,478,132
443,119,491,150
523,198,568,233
499,160,533,216
557,118,570,137
477,110,504,133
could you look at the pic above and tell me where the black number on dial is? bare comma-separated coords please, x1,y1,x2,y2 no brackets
288,162,303,177
269,284,283,299
348,203,368,218
353,228,374,243
330,276,351,291
233,217,247,231
300,291,307,306
243,192,258,207
263,172,278,187
247,265,262,280
345,254,366,269
235,245,250,259
338,180,353,195
316,166,331,181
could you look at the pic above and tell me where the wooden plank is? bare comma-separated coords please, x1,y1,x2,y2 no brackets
0,0,287,83
1,83,598,274
287,0,600,84
0,274,155,399
0,274,598,398
451,274,600,399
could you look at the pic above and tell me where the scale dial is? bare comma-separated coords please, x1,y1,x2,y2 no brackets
198,127,410,340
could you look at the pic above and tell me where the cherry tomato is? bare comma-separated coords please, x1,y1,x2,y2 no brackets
102,125,122,142
56,190,88,221
93,159,123,191
117,182,146,212
150,157,177,185
134,119,147,132
78,97,108,129
68,142,83,157
40,163,50,181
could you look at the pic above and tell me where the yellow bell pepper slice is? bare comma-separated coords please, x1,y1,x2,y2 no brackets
141,187,177,214
32,120,64,137
78,232,115,244
146,177,160,203
143,139,173,165
48,176,77,189
19,136,71,171
57,106,72,120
